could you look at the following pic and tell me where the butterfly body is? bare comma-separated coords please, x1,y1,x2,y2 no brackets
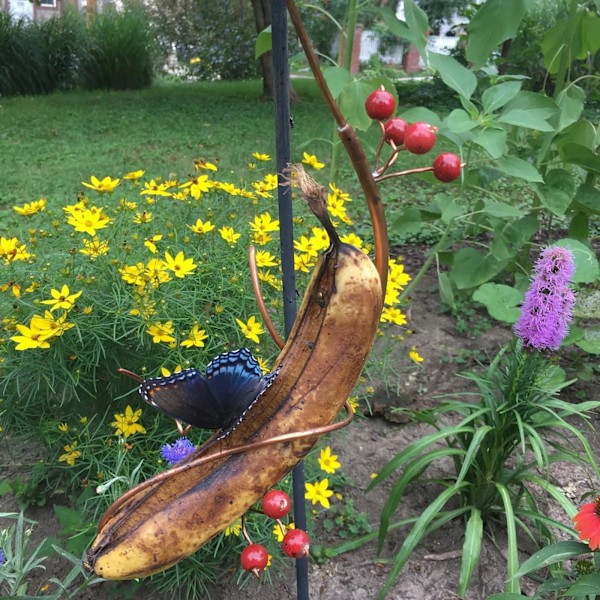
140,348,278,435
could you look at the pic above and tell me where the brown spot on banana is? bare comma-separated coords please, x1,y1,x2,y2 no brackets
85,239,382,580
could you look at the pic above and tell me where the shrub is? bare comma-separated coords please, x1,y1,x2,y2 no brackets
78,5,157,91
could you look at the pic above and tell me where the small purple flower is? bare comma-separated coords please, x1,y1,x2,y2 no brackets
0,547,5,565
161,437,196,466
514,246,576,351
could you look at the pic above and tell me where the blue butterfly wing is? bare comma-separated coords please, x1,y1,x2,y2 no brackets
139,348,279,432
140,369,226,429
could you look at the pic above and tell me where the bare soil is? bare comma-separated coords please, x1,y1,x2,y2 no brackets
2,246,598,600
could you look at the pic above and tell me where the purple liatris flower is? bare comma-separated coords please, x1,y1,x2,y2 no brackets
0,547,5,565
514,246,576,351
161,437,196,466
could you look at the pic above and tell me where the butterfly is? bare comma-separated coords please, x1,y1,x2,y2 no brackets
139,348,279,436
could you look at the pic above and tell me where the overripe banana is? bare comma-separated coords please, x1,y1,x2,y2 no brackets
84,167,384,579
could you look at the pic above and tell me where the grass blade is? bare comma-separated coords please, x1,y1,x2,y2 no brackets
457,507,483,598
496,482,520,595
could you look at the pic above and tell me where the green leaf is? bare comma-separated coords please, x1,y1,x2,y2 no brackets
555,237,600,283
541,13,583,74
574,289,600,319
576,325,600,354
556,120,597,155
379,1,429,58
438,271,455,310
390,206,422,237
496,483,520,594
451,248,506,289
429,52,477,100
556,85,585,131
472,283,524,323
323,66,351,100
483,199,525,218
574,183,600,214
399,107,442,128
560,143,600,174
514,540,590,578
482,81,522,114
471,128,507,159
435,193,464,223
465,0,532,69
255,25,272,60
377,484,467,600
566,573,600,595
535,169,577,216
497,108,555,132
446,108,478,134
496,156,544,183
457,509,483,598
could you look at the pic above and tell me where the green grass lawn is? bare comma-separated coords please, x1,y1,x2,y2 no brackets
0,79,341,209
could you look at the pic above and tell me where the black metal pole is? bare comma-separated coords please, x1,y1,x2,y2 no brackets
270,1,309,599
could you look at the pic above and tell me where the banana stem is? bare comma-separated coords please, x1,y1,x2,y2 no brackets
249,245,285,350
98,401,355,530
286,0,389,294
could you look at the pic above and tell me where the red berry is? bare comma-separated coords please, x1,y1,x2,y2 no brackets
433,152,462,182
365,88,396,121
240,543,269,575
384,118,408,146
404,122,437,154
282,528,310,558
262,490,291,519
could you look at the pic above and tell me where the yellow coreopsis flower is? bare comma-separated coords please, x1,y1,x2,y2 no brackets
224,519,242,537
58,441,81,466
236,315,264,344
80,236,110,258
409,346,424,364
318,446,341,475
258,269,282,291
252,152,271,161
380,306,407,326
252,180,273,199
133,210,153,224
339,232,363,249
144,258,171,287
13,198,46,216
120,263,145,287
10,322,51,350
219,226,241,245
146,321,176,344
250,212,280,235
187,218,215,235
190,57,201,65
305,478,334,509
144,234,162,254
41,285,82,312
194,159,218,172
273,521,295,543
179,175,213,200
82,176,120,194
140,179,172,197
348,396,359,413
181,325,208,348
255,250,279,268
0,236,32,263
66,208,111,236
294,236,318,258
112,405,146,438
123,170,145,180
58,422,69,433
302,152,325,170
164,251,197,278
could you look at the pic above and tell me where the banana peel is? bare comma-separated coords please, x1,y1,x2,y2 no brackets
85,167,384,579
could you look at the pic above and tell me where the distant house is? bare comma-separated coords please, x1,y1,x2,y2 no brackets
0,0,113,22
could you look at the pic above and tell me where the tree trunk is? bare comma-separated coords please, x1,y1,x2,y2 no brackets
250,0,299,103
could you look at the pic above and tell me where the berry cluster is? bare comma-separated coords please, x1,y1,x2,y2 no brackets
365,87,462,183
239,489,310,577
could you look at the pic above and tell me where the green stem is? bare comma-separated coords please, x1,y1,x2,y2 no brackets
399,222,452,302
329,0,357,185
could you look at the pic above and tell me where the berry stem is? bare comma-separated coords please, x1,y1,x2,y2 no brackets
241,513,253,545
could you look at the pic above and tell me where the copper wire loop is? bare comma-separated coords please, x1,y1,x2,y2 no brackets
97,401,354,530
248,245,285,350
